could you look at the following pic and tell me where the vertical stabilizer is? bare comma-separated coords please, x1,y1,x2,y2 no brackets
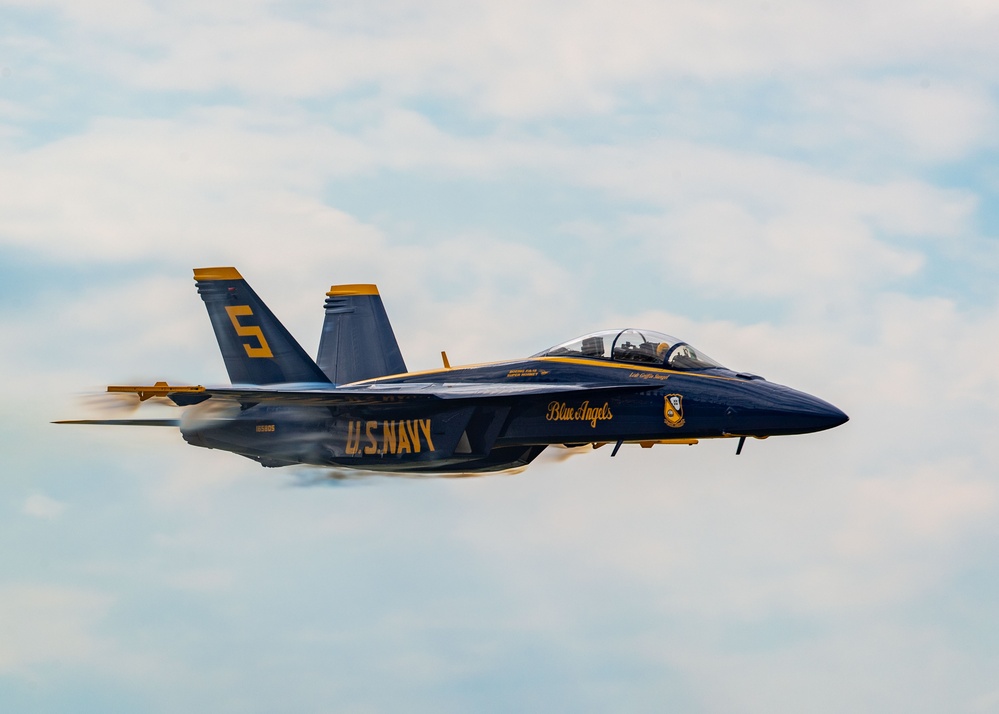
194,267,331,385
316,284,407,384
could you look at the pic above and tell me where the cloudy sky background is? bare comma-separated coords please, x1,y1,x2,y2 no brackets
2,0,999,711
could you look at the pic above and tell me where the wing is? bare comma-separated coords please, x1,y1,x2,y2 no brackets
105,381,654,407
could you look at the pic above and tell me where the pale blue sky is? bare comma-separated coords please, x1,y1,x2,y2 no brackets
2,1,999,712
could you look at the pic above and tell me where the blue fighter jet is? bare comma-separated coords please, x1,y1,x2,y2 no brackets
57,267,848,473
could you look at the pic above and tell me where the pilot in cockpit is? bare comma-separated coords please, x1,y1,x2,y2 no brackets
613,339,663,364
540,330,722,371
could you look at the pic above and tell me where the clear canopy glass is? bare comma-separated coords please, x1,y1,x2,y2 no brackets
537,329,724,370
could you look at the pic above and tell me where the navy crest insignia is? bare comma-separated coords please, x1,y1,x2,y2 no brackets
664,394,685,428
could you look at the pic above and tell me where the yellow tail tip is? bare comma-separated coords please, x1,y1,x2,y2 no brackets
193,267,242,281
327,284,379,296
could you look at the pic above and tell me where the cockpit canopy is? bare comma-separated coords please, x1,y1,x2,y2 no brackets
537,329,724,371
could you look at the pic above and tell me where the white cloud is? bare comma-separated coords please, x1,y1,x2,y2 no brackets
623,202,924,302
669,622,990,714
2,1,999,709
164,568,234,593
0,585,112,673
443,445,997,624
0,112,379,261
0,107,978,318
793,77,998,162
832,459,995,557
970,687,999,712
6,0,999,120
22,492,67,519
147,454,246,510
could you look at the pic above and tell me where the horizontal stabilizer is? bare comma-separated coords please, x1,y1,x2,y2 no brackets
53,419,181,427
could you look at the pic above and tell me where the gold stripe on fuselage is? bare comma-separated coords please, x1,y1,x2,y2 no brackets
349,356,747,386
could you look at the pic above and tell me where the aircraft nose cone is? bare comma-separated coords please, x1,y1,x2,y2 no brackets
725,382,849,436
792,392,849,433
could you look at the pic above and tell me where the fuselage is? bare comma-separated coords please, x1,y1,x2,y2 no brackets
64,270,849,476
180,355,848,473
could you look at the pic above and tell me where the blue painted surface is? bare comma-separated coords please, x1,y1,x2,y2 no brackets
76,274,846,472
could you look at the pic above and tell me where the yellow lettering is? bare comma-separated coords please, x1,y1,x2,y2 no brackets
545,400,613,428
364,421,378,454
382,421,396,454
224,305,274,359
397,422,412,454
343,419,441,456
405,421,422,453
345,420,360,455
419,420,435,451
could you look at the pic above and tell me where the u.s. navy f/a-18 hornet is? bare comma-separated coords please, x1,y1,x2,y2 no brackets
57,268,848,474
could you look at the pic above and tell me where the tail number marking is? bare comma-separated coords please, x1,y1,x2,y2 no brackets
345,419,436,456
225,306,274,358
